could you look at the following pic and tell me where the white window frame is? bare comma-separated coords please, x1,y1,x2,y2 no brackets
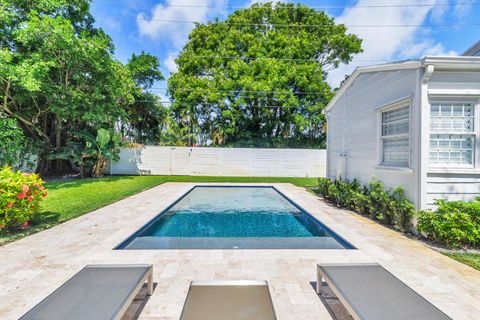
377,98,412,169
428,98,479,169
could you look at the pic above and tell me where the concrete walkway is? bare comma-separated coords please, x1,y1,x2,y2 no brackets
0,183,479,320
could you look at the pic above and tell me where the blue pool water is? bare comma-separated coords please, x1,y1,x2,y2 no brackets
118,186,353,249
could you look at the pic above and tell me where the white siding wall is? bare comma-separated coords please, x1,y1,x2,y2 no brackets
111,146,326,177
426,173,480,206
326,69,419,204
326,94,345,179
327,68,480,210
425,71,480,208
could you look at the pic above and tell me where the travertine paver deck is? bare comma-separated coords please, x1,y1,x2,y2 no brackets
0,183,479,320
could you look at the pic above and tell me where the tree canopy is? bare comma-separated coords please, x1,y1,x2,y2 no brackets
0,0,363,176
119,52,167,145
168,2,362,147
0,0,164,174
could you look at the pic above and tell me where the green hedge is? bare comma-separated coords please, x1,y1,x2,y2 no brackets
316,178,415,232
418,198,480,247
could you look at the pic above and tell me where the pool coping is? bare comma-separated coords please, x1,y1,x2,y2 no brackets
114,185,356,250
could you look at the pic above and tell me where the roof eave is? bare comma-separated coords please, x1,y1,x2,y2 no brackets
325,56,480,114
461,40,480,56
324,60,420,114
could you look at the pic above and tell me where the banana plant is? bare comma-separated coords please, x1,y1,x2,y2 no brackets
54,129,123,177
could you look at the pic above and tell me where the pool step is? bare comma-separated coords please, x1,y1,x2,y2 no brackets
124,236,346,250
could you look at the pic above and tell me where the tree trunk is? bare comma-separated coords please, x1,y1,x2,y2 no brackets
54,114,63,172
35,114,73,177
92,157,107,178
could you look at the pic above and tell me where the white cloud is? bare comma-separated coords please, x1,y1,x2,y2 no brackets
137,0,228,47
327,0,455,87
164,53,178,73
103,17,122,31
156,91,170,104
397,35,456,57
453,0,474,19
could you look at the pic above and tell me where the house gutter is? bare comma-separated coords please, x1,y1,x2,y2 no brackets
420,56,480,69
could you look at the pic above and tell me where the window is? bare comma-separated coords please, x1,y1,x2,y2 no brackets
429,102,475,167
380,104,410,167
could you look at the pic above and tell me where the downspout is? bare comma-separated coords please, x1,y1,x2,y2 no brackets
418,64,434,211
325,110,330,179
342,87,348,180
423,64,434,82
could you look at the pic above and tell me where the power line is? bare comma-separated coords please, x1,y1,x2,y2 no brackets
164,55,389,63
147,88,329,96
134,99,321,109
135,17,480,28
95,0,480,10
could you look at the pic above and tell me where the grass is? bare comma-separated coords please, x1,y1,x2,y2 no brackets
0,175,319,245
443,252,480,271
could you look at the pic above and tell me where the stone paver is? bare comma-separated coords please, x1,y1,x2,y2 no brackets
1,183,479,320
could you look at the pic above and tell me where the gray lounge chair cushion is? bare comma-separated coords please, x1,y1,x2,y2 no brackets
318,264,451,320
180,280,277,320
20,264,152,320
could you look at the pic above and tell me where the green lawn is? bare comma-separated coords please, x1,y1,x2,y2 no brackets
0,175,319,245
443,252,480,271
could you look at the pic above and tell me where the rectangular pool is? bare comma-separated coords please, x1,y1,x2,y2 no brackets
116,186,354,249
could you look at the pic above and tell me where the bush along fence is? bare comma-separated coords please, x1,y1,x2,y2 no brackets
315,178,415,232
418,199,480,248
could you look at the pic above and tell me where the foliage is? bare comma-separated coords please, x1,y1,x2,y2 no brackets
121,92,170,145
0,175,318,245
0,166,47,229
119,53,168,145
168,2,362,147
0,1,162,175
0,117,35,169
418,198,480,247
316,178,415,232
127,51,164,89
55,128,123,178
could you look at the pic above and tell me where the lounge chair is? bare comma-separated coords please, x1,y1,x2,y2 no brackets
180,280,277,320
316,263,451,320
20,264,153,320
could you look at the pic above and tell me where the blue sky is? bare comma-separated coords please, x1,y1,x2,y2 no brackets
90,0,480,91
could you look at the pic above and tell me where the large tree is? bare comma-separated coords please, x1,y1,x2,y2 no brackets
0,0,162,174
168,2,362,147
121,52,168,145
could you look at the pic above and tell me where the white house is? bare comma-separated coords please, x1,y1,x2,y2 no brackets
325,54,480,210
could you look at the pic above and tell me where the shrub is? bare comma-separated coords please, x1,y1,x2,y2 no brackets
418,198,480,247
54,128,123,178
0,166,47,230
390,187,415,232
0,117,36,170
316,177,414,232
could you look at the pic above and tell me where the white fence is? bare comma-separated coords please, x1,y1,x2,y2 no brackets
110,146,326,177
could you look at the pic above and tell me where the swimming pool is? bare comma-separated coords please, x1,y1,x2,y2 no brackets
116,186,354,249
